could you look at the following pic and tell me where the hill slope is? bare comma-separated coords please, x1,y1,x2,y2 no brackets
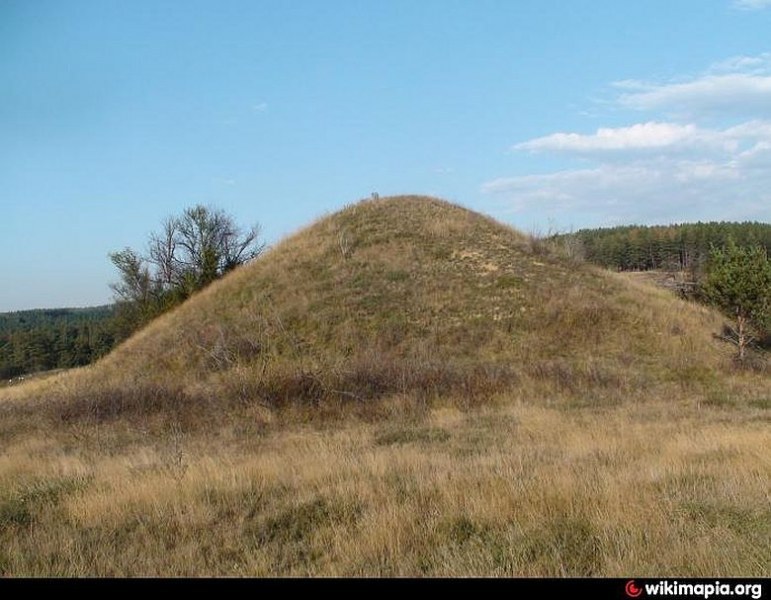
4,195,738,421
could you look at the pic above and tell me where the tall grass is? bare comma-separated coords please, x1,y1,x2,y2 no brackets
0,396,768,576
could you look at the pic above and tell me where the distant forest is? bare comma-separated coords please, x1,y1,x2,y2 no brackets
0,306,115,380
566,222,771,272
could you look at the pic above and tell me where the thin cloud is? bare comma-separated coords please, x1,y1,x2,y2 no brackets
613,53,771,116
486,137,771,223
212,177,237,186
709,53,771,74
515,122,708,153
733,0,771,10
514,120,771,157
482,157,765,225
618,74,771,115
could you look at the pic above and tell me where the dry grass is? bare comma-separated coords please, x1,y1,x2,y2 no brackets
0,195,768,576
0,397,768,576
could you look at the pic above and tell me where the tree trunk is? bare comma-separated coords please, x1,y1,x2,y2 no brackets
737,314,747,361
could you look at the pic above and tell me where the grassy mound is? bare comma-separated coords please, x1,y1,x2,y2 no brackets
3,195,739,424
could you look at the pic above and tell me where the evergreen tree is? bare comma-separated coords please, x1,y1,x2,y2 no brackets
701,241,771,361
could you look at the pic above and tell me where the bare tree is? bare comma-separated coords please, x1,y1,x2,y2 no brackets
170,206,265,291
109,248,154,305
148,217,178,288
109,205,265,335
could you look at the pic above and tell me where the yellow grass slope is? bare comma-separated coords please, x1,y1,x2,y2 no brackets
3,195,739,418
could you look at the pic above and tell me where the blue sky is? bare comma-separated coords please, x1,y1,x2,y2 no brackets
2,0,771,310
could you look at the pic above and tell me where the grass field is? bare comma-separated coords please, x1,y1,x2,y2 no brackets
0,196,768,576
0,393,768,576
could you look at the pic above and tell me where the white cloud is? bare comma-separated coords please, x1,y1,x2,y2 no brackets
672,160,741,183
611,53,771,117
737,140,771,169
252,102,268,112
733,0,771,10
483,165,646,211
482,157,767,225
708,53,771,74
722,119,771,138
618,74,771,115
515,119,771,158
515,122,714,153
484,135,771,223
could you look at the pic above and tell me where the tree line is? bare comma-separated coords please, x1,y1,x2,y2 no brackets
0,307,115,379
564,221,771,273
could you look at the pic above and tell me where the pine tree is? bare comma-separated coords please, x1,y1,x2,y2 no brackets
701,241,771,361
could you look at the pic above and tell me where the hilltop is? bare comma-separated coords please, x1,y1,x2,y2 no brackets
4,196,737,421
